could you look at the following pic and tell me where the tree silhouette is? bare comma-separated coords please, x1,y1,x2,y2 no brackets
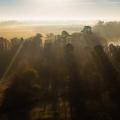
0,69,39,120
64,43,88,120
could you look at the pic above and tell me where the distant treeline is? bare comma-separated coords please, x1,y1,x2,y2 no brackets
0,26,120,120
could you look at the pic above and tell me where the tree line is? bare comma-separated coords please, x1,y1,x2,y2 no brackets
0,26,120,120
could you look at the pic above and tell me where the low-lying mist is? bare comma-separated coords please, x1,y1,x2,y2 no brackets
0,21,120,44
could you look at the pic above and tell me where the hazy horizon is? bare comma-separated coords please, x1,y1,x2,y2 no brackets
0,0,120,39
0,19,120,26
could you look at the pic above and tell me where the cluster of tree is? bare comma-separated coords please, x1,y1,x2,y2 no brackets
0,26,120,120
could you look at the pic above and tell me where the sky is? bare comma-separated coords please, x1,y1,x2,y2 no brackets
0,0,120,21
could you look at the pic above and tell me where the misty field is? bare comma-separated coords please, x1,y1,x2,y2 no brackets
0,22,82,39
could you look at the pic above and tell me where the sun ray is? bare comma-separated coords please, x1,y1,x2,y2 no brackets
1,40,25,81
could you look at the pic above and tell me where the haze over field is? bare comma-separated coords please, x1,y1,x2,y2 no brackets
0,20,98,39
0,0,120,39
0,20,120,43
